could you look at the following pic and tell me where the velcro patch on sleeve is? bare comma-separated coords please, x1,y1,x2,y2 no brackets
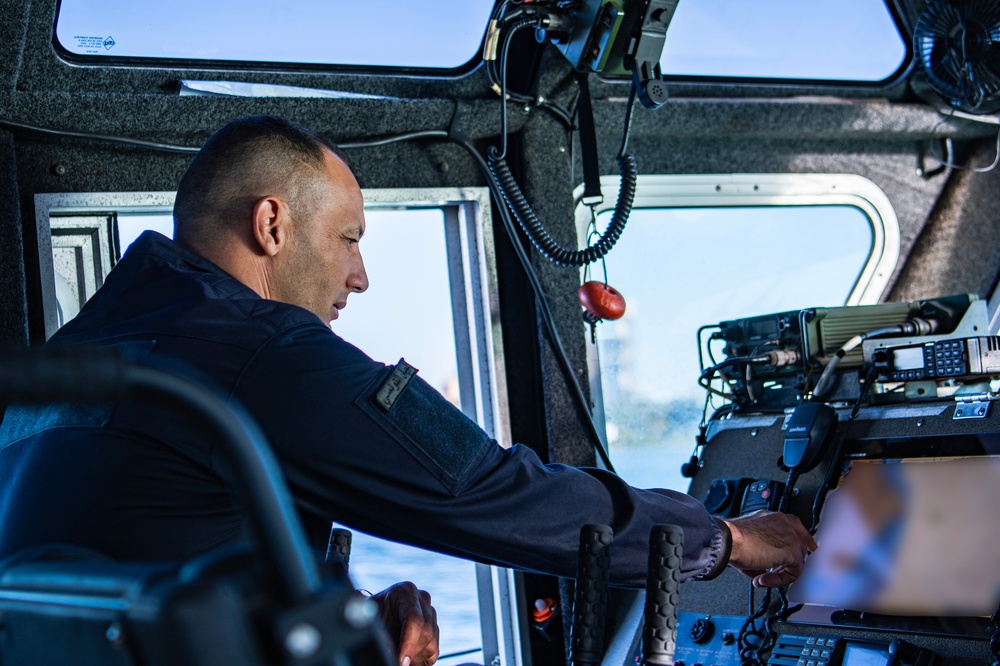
373,358,418,412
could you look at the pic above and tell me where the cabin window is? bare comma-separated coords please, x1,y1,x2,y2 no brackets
54,0,493,72
662,0,907,82
35,188,512,666
577,174,898,490
323,207,486,666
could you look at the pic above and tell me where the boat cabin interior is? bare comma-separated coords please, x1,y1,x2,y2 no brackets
1,0,1000,664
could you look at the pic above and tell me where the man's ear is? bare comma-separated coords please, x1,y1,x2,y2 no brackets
251,196,288,257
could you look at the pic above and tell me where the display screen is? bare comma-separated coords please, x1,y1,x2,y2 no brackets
891,346,925,371
842,644,889,665
790,455,1000,617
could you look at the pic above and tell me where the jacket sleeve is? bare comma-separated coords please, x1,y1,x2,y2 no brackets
233,323,728,588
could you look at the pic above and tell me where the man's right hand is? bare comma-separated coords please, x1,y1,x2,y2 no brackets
723,511,817,588
369,582,439,666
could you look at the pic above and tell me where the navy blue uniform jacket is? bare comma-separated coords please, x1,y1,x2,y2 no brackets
0,232,727,586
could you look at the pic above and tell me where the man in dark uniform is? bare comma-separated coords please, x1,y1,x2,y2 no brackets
0,116,815,666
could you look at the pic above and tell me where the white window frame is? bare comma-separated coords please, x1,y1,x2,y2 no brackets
35,188,526,666
576,173,899,307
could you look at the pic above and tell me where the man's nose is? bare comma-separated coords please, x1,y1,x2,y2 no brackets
350,256,369,293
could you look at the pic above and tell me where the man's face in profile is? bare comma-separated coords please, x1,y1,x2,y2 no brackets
282,149,370,324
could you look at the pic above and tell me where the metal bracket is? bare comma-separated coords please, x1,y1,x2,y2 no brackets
953,392,997,419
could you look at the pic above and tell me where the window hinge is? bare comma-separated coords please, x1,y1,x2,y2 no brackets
953,392,997,419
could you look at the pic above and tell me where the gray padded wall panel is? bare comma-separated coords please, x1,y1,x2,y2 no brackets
520,113,599,468
0,0,29,93
584,96,997,300
0,131,27,345
890,139,1000,301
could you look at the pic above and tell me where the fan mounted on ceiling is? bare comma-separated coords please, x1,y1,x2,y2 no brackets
913,0,1000,113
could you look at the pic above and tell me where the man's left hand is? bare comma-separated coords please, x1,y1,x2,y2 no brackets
370,582,440,666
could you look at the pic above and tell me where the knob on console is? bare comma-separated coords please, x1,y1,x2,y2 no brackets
689,616,713,644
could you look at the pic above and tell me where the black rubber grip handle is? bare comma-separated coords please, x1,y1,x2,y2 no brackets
642,524,683,665
570,523,613,666
325,527,352,571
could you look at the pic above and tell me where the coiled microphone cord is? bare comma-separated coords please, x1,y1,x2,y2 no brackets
487,151,638,267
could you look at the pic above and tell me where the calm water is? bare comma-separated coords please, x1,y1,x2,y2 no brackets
347,530,484,665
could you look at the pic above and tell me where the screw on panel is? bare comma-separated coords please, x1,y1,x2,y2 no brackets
51,163,67,176
285,623,322,659
750,428,758,437
916,419,924,427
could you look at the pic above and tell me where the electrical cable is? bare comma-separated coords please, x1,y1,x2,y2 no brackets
0,118,451,156
697,379,735,402
810,318,937,400
808,364,878,533
453,135,616,471
737,466,805,664
697,327,739,403
491,18,534,161
683,401,736,478
989,601,1000,666
618,83,638,159
698,354,773,382
482,17,575,131
696,326,720,377
0,117,202,154
927,121,1000,173
489,152,637,266
483,6,580,127
809,418,852,535
340,130,448,150
737,586,774,666
776,468,799,514
485,10,637,268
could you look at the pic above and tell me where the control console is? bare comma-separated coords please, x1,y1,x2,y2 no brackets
672,616,941,666
768,634,939,666
673,612,743,666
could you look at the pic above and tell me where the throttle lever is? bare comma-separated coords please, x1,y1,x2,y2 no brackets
325,527,352,572
641,524,683,665
570,524,613,666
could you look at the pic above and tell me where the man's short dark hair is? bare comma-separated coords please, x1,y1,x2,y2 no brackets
173,116,345,244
